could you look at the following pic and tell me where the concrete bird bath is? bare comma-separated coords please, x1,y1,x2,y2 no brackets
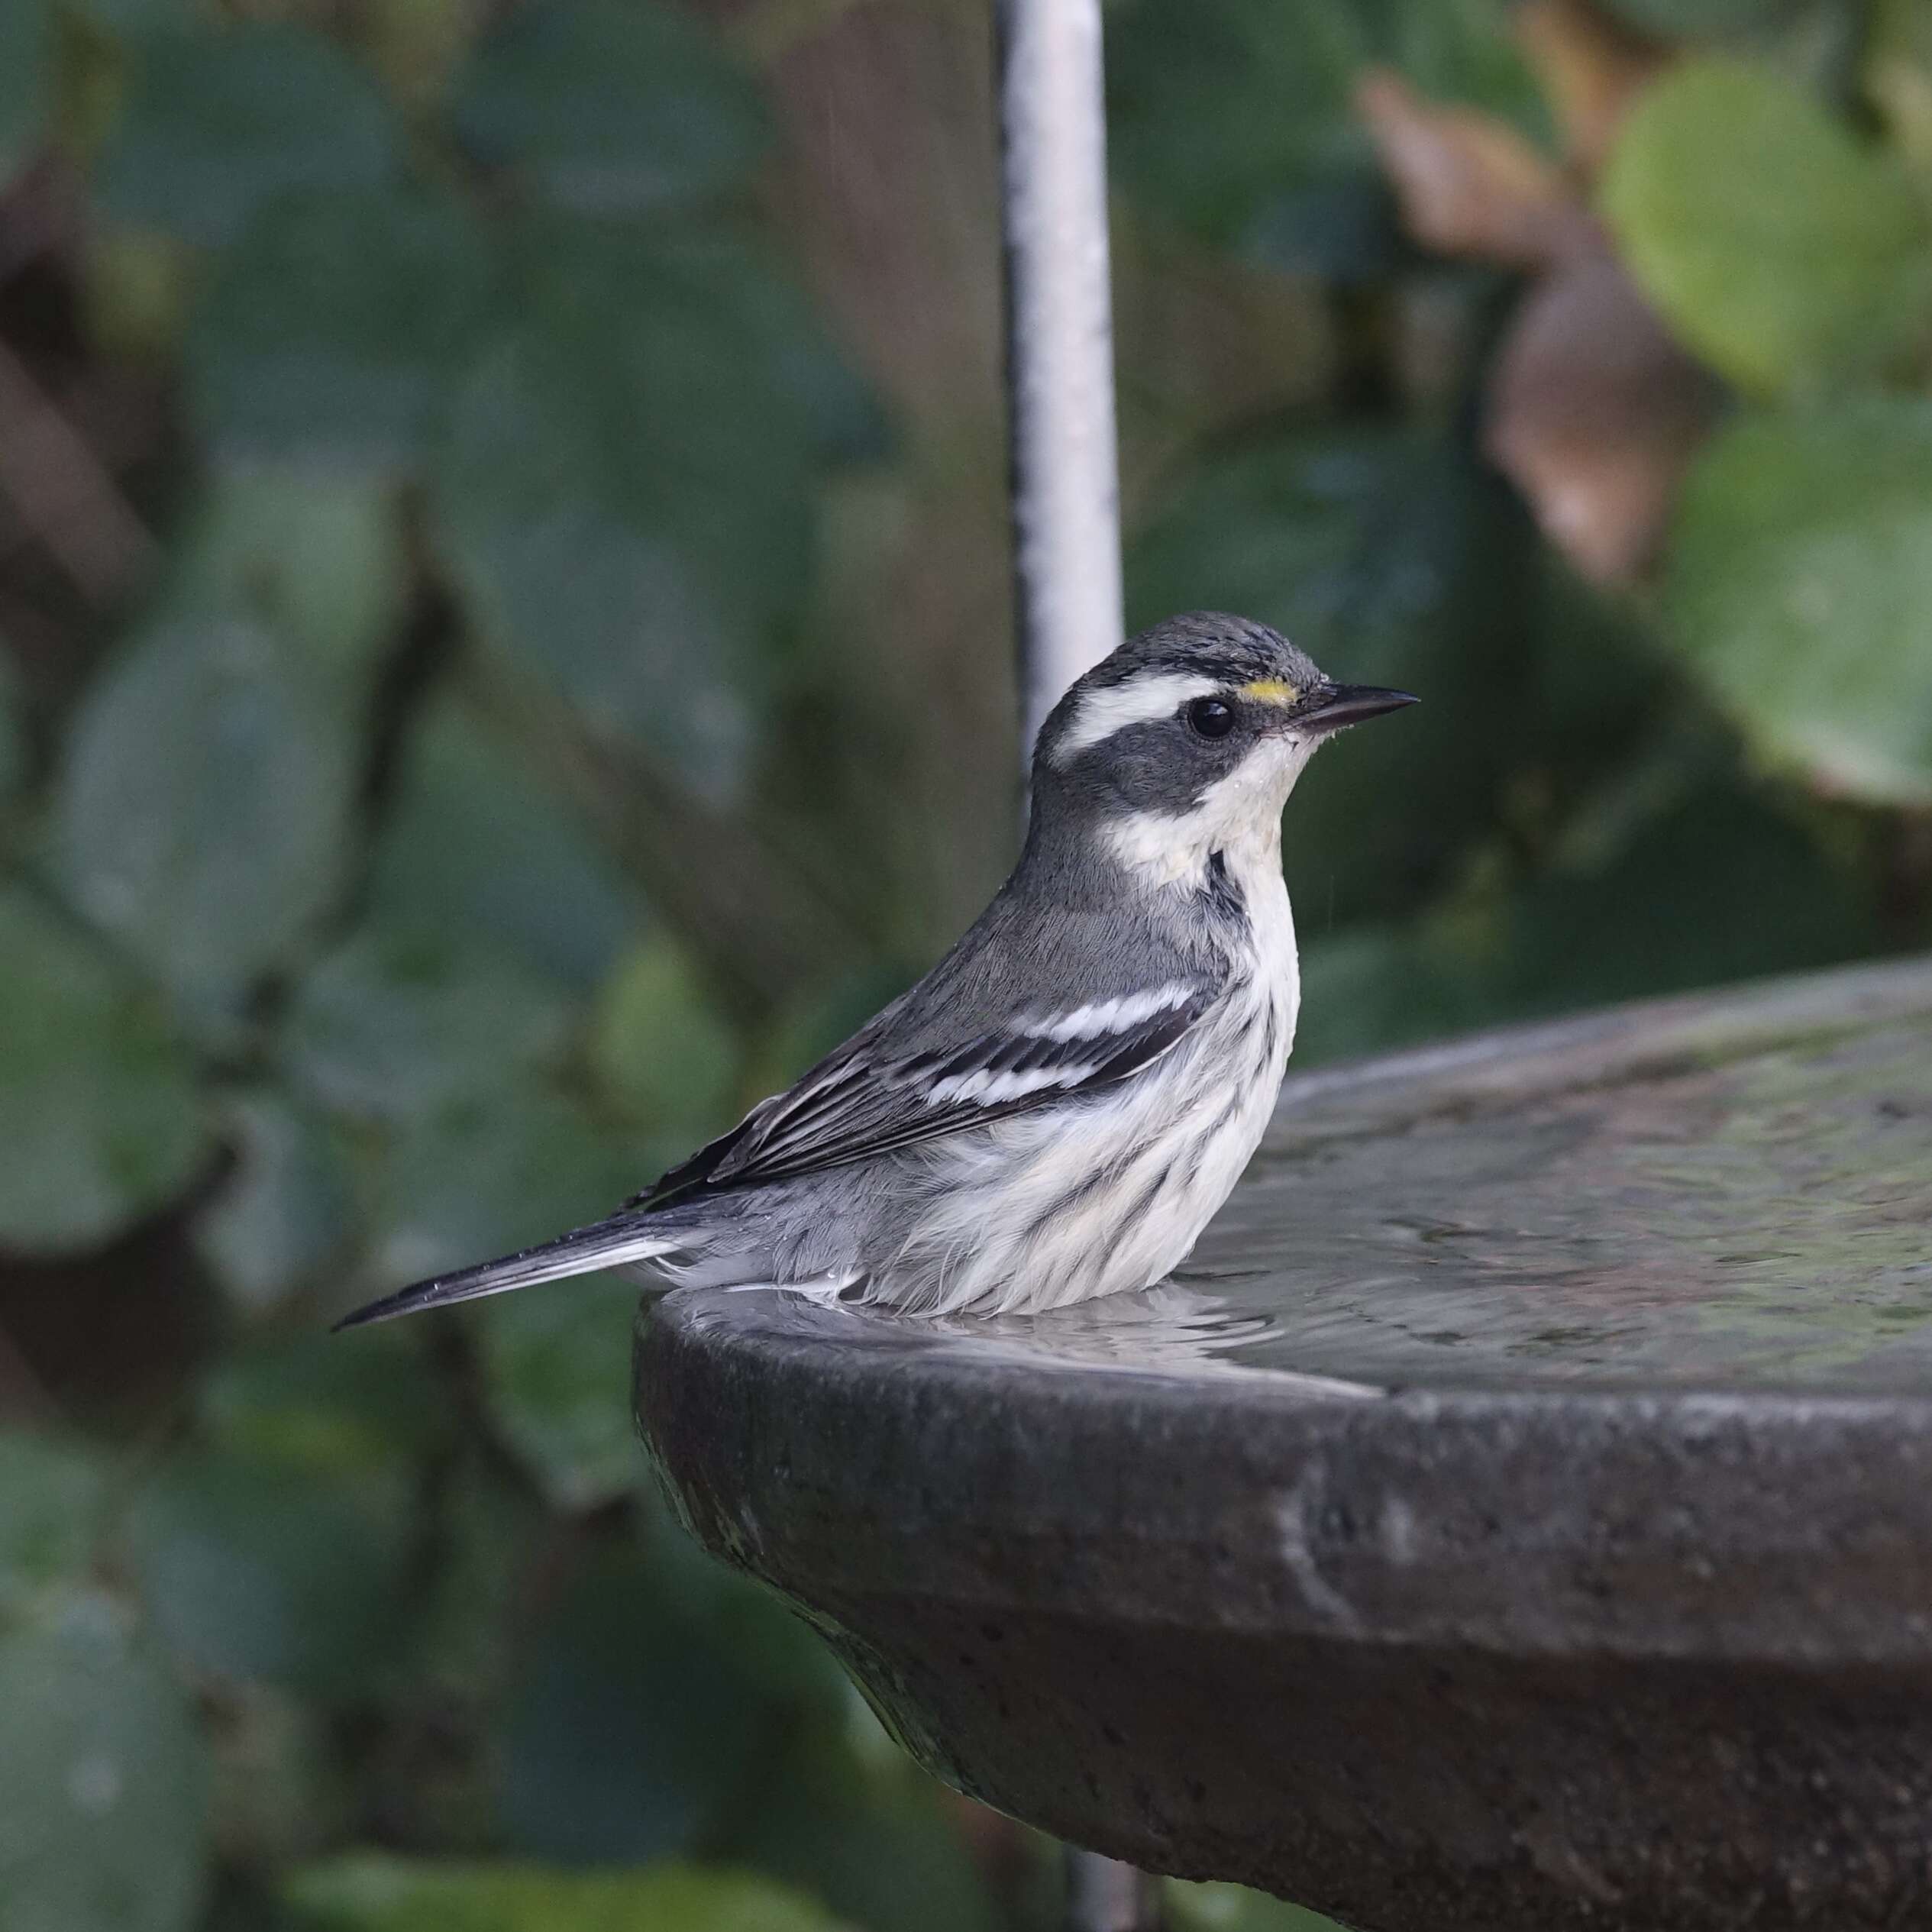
634,957,1932,1931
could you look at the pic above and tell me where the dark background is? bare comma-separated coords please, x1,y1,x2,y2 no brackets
2,0,1930,1927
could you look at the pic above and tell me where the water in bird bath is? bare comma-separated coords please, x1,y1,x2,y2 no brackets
955,977,1932,1395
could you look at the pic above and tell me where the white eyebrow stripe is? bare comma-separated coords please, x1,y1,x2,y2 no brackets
1052,672,1221,763
1019,981,1198,1042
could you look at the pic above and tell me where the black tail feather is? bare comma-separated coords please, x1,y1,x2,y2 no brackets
331,1213,673,1331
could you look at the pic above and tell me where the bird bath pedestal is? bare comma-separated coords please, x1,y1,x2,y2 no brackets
634,958,1932,1932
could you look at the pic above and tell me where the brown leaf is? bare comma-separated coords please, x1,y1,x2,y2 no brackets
1516,0,1669,178
0,342,156,606
1485,250,1719,586
1355,67,1590,272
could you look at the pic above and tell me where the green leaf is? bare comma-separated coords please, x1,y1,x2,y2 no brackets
148,1344,441,1698
370,1087,641,1327
748,964,916,1105
1108,0,1371,248
1293,921,1507,1068
54,615,362,1016
198,1330,442,1475
0,890,206,1252
73,0,197,32
1523,554,1669,777
0,1434,108,1616
193,1090,358,1312
1294,778,1875,1066
369,690,642,993
590,936,738,1135
477,1274,644,1510
1128,429,1533,923
642,1493,851,1716
498,1548,769,1862
1165,1879,1346,1932
431,228,835,800
127,1448,414,1696
1108,0,1539,257
287,1856,851,1932
1514,781,1875,1002
164,466,409,706
1665,397,1932,803
0,1591,210,1932
453,0,765,215
1601,59,1931,396
283,926,571,1124
98,23,397,247
719,1726,998,1932
189,187,499,470
1382,0,1549,120
704,254,889,464
53,467,405,1027
0,0,49,185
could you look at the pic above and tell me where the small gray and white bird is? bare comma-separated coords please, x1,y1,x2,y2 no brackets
338,614,1413,1329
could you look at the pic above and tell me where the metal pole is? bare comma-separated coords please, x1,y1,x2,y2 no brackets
995,0,1126,758
1065,1848,1162,1932
994,12,1150,1927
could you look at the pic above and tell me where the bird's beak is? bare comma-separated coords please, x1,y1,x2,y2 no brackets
1297,683,1419,736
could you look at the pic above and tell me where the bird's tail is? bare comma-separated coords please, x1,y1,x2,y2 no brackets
332,1212,676,1331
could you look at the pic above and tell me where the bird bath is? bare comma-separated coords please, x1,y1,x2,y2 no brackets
634,957,1932,1931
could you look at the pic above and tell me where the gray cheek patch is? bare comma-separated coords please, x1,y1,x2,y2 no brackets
1060,717,1249,817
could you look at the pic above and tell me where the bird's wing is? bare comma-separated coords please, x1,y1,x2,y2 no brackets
332,977,1221,1331
638,977,1218,1206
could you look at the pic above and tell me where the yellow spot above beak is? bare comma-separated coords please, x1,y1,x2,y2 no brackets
1242,679,1300,707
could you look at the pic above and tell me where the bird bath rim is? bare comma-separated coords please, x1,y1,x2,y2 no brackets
636,954,1932,1669
633,958,1932,1930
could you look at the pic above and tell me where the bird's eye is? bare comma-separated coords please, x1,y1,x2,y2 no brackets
1185,696,1236,739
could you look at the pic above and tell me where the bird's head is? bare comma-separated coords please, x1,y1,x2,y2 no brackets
1029,612,1416,887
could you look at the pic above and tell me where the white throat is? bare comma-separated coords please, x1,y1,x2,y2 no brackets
1103,734,1317,888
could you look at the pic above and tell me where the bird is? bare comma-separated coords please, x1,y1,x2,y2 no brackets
337,613,1414,1329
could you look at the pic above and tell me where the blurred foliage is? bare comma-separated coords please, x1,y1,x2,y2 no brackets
0,0,1929,1928
285,1856,854,1932
1601,58,1932,395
